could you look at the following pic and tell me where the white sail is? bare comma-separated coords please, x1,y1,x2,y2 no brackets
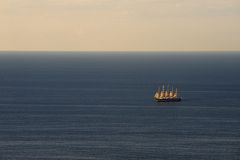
169,91,173,97
160,91,164,98
165,90,168,97
154,87,161,99
173,88,178,98
154,92,160,98
169,86,174,97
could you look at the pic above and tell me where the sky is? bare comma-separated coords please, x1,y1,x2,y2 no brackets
0,0,239,51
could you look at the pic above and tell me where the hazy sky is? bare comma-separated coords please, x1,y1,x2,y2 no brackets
0,0,239,51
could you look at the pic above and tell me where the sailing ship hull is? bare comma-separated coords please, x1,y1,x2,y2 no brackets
155,98,181,102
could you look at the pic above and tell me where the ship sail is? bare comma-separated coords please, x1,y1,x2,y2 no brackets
173,88,178,98
165,85,169,97
169,91,172,97
169,91,173,97
165,90,168,97
154,92,160,99
160,91,164,98
169,86,174,98
154,87,161,99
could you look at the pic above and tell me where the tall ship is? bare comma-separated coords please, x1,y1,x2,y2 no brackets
154,84,181,102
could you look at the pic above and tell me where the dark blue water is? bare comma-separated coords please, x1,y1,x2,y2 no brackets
0,52,239,160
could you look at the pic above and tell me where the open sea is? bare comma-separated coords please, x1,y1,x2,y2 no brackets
0,51,239,160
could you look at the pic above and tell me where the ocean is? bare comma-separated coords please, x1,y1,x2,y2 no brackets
0,51,239,160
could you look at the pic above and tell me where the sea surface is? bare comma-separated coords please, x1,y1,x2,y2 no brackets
0,51,239,160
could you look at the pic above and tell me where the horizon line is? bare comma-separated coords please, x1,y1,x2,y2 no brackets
0,50,240,53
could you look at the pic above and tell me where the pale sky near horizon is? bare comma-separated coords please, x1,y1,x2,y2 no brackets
0,0,239,51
